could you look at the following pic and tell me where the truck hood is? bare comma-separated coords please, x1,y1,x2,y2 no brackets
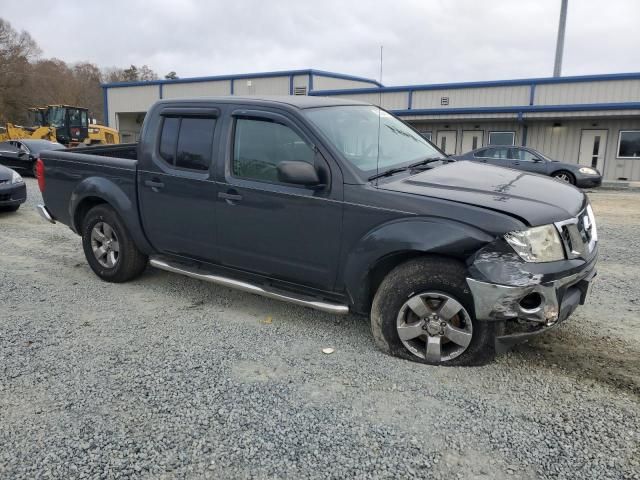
379,161,585,226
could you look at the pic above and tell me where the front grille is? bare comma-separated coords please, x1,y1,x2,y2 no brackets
556,205,597,259
0,193,10,201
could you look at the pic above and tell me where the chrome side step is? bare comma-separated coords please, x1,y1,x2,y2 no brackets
149,258,349,315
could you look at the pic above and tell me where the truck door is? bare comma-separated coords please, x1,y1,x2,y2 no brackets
214,108,343,292
138,108,220,262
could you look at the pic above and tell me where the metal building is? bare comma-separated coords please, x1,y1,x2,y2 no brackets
102,70,640,181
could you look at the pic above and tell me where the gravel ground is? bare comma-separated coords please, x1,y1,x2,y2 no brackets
1,179,639,479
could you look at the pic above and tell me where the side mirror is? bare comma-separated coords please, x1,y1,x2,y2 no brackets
533,158,543,162
277,161,324,188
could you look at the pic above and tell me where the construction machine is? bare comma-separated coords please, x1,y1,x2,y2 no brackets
1,105,119,146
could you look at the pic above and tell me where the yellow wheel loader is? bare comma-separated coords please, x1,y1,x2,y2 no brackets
1,105,119,147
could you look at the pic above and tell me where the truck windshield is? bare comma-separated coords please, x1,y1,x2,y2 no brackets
305,105,444,175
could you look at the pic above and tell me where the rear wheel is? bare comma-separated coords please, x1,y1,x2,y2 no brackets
81,204,147,282
553,170,575,185
370,257,498,366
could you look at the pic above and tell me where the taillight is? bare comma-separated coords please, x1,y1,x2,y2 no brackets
36,157,45,192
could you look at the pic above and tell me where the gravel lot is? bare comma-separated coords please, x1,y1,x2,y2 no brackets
1,178,639,479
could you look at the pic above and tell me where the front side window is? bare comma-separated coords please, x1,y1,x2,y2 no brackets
158,116,216,171
48,107,65,128
488,131,515,146
618,131,640,158
233,118,315,183
304,106,444,175
509,149,539,161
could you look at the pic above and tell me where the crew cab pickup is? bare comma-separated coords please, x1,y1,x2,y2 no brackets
36,96,598,365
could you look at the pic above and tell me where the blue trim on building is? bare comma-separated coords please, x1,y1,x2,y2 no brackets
101,68,382,89
408,90,413,110
159,84,163,99
390,102,640,117
102,88,109,127
308,71,640,96
522,125,528,146
289,75,294,95
230,79,234,95
309,73,314,92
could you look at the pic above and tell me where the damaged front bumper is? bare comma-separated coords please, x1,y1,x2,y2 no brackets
466,245,597,352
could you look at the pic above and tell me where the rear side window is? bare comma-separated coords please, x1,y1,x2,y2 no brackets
158,116,216,171
232,118,315,183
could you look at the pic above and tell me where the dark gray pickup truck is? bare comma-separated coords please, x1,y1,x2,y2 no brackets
36,96,598,366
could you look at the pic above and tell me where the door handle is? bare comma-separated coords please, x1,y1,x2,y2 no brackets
218,191,243,202
144,179,165,191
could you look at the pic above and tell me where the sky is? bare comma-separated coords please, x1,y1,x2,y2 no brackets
2,0,639,86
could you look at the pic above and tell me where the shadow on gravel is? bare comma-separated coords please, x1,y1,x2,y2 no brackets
511,328,640,396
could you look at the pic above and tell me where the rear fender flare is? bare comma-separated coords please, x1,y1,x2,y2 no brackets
69,176,153,254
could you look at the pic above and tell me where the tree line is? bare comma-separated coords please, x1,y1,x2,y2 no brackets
0,18,175,125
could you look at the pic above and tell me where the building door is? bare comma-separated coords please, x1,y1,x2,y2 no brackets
578,130,608,171
436,130,457,155
461,130,483,153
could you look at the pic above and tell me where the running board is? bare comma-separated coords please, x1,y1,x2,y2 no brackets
149,258,349,315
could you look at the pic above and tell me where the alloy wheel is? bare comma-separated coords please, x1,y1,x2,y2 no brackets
90,221,120,268
396,292,473,362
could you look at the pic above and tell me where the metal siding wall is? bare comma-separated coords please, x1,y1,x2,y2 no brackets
162,80,231,98
412,86,530,109
535,80,640,105
522,119,640,181
312,75,379,90
107,85,159,127
293,75,308,89
325,92,409,110
233,76,290,95
406,121,524,155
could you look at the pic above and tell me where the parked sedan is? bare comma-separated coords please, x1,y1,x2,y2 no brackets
455,146,602,187
0,164,26,212
0,139,65,176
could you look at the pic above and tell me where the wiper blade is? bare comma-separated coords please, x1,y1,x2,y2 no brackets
407,157,449,169
368,167,409,181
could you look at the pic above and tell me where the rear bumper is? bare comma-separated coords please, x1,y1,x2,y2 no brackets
0,182,27,206
37,204,56,224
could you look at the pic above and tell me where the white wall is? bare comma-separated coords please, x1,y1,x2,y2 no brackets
107,85,159,127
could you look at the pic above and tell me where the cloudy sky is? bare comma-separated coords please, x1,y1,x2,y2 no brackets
3,0,639,85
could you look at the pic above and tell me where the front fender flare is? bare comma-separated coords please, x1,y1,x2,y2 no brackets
342,218,495,313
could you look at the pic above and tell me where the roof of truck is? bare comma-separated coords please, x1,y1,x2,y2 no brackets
156,95,369,110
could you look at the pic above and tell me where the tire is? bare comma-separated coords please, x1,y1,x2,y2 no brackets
81,204,148,283
552,170,575,185
370,256,498,366
0,205,20,212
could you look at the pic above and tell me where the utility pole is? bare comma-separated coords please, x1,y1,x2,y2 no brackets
553,0,568,77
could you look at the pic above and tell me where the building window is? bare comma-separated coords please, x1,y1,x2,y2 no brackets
488,131,515,146
617,131,640,158
418,131,432,142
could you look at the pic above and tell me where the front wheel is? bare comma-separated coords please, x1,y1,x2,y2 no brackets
81,204,148,282
371,257,498,366
552,171,575,185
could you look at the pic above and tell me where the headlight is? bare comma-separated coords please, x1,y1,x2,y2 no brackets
504,224,565,262
10,170,23,184
578,167,599,175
